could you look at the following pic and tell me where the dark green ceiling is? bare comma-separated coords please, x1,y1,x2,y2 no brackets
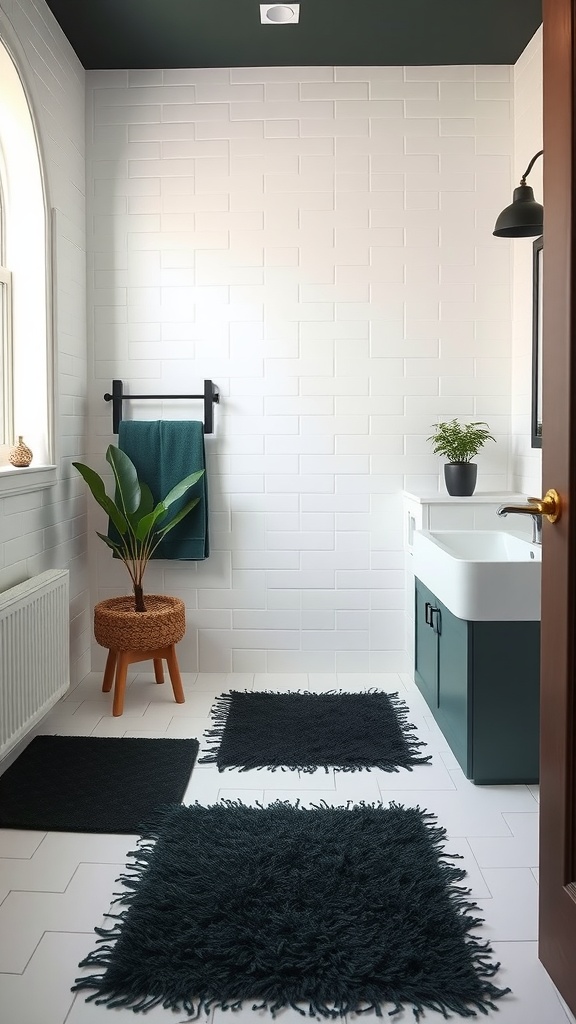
43,0,542,71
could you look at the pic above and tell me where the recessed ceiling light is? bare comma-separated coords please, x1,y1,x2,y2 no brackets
260,4,300,24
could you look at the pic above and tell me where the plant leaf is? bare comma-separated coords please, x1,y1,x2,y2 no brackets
134,503,167,541
155,495,201,538
127,481,155,531
72,462,128,535
106,445,141,516
138,482,155,516
96,531,124,554
427,419,494,463
162,469,204,510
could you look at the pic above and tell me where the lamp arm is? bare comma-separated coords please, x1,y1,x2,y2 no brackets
520,149,544,185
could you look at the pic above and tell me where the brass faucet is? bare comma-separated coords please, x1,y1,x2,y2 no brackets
496,489,561,544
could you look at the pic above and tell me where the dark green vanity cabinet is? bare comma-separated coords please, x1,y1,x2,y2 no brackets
414,578,540,784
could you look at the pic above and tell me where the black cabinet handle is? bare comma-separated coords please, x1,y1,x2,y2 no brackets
425,601,432,625
431,607,442,635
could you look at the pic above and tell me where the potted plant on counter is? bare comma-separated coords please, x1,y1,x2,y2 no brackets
427,419,495,496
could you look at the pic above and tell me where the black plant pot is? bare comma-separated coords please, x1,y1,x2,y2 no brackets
444,462,478,497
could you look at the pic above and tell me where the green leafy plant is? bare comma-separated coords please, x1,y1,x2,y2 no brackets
73,445,204,613
427,419,495,464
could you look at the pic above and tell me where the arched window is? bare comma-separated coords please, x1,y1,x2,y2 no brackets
0,36,51,470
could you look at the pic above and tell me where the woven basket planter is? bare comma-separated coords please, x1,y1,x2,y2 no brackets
94,595,186,652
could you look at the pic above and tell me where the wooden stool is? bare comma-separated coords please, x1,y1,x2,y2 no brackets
94,595,186,717
101,644,185,717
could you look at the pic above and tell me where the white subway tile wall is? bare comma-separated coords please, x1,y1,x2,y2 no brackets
86,60,524,673
511,28,543,495
0,0,89,685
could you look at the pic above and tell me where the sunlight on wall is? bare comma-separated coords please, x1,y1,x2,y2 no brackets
0,38,49,465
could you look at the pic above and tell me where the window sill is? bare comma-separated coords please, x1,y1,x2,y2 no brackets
0,464,57,497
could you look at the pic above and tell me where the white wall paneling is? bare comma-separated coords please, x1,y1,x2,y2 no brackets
510,27,543,495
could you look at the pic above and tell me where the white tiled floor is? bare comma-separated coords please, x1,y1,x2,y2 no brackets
0,670,574,1024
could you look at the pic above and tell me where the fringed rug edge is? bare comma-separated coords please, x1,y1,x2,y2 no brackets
71,800,511,1021
198,688,432,774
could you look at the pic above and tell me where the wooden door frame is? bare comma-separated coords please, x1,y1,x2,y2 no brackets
539,0,576,1011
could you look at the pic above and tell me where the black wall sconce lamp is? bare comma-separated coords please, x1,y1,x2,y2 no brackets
493,149,544,238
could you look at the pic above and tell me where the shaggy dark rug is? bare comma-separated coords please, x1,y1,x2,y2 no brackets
199,689,430,773
73,801,510,1019
0,736,199,833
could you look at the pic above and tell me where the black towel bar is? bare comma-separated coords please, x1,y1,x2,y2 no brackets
104,379,220,434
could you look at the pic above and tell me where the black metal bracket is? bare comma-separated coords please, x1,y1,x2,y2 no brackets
103,379,220,434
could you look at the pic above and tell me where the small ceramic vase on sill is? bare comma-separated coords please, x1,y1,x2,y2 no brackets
8,436,33,467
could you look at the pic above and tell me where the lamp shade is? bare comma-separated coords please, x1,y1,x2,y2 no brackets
493,184,544,238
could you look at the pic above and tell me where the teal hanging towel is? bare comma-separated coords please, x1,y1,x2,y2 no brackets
117,420,209,560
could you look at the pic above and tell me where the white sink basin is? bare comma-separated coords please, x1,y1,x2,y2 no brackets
412,530,541,621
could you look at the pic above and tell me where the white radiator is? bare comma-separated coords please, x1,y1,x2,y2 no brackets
0,569,69,759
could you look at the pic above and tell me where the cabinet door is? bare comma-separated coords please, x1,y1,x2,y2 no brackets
471,621,540,784
414,579,438,709
435,600,470,776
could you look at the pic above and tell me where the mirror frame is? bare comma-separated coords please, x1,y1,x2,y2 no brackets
531,234,543,448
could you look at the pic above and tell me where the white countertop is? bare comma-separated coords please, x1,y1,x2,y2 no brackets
402,490,527,505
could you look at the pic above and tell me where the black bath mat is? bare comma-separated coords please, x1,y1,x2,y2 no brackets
0,735,199,833
73,800,510,1019
199,689,430,773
